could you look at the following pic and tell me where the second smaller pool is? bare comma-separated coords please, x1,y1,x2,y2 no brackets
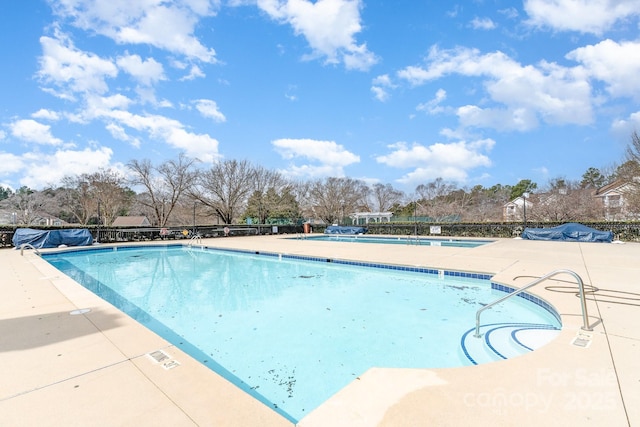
294,235,492,248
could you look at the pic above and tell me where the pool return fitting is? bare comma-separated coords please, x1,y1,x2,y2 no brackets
474,269,592,338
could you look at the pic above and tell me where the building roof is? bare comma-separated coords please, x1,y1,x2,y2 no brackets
111,216,151,227
593,179,629,197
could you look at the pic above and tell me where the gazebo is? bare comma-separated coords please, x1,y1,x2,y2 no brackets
349,212,393,225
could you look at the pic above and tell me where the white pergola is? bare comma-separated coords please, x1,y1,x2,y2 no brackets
350,212,393,225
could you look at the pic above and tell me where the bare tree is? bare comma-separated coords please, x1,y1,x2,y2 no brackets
191,159,257,224
291,180,313,219
60,169,132,225
415,178,457,219
457,184,512,222
530,179,601,221
127,154,198,226
59,176,95,225
369,183,404,212
3,187,50,225
612,159,640,217
625,130,640,163
308,177,369,224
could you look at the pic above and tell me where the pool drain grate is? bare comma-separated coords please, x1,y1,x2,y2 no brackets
147,350,181,370
571,331,593,348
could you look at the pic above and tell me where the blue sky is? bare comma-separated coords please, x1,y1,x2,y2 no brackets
1,0,639,193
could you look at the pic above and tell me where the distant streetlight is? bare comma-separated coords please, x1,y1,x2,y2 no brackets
258,202,262,235
97,201,101,243
414,200,417,237
523,192,529,229
192,202,197,236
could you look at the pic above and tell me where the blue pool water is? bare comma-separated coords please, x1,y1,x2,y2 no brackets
43,245,558,422
295,235,492,247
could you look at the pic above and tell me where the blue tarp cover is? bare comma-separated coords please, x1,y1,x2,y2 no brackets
12,228,93,249
522,223,613,243
324,225,367,235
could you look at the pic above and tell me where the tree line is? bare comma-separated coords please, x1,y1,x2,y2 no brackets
2,132,640,226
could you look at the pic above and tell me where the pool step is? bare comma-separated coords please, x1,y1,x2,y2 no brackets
461,323,560,365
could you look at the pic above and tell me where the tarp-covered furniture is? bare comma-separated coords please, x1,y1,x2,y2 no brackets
12,228,93,249
324,225,367,235
522,223,613,243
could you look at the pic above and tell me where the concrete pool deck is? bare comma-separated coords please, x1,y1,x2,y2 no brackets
1,235,638,426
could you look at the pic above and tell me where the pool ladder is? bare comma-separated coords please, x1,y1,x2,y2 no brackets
187,234,202,246
406,235,419,245
20,243,41,256
474,269,593,338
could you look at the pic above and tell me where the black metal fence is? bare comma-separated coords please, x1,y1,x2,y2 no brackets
2,221,639,248
0,224,306,248
362,221,640,241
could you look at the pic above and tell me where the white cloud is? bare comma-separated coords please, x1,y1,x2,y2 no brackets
257,0,377,71
371,74,396,102
10,119,63,146
416,89,448,115
31,109,61,121
371,86,388,102
0,152,24,176
567,39,640,100
68,94,220,161
611,111,640,137
285,85,298,101
38,32,118,98
396,46,594,131
456,105,539,132
116,54,166,85
470,17,496,30
19,146,114,189
524,0,640,35
83,94,134,118
193,99,226,122
105,123,141,147
100,109,221,162
180,65,206,81
272,138,360,178
499,7,519,19
376,139,494,184
50,0,218,62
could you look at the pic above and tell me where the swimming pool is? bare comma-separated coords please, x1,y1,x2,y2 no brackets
294,235,493,247
43,245,559,422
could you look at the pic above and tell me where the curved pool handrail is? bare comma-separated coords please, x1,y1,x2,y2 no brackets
474,269,592,338
20,243,41,256
187,234,202,246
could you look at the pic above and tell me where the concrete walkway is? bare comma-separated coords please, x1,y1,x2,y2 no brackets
0,236,638,426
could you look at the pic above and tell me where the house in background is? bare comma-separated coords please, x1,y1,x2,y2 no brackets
503,179,639,222
503,195,533,222
593,179,638,221
112,216,152,227
0,210,66,226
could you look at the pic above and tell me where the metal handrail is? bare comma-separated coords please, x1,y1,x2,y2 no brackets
406,235,419,245
474,269,592,338
187,234,202,246
20,243,41,256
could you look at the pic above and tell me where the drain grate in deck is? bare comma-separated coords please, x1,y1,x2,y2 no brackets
147,350,171,363
147,350,181,370
571,331,593,348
